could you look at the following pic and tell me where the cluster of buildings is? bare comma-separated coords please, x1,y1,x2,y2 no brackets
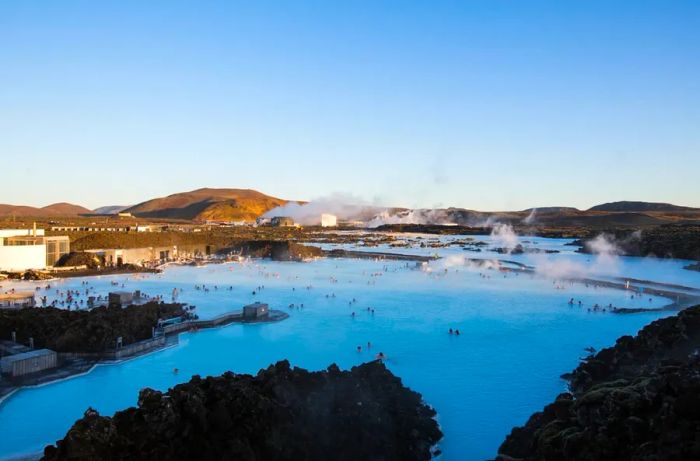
85,244,211,267
0,227,70,272
50,224,155,232
0,224,216,272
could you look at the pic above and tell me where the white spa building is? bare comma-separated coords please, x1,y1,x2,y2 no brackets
0,228,70,271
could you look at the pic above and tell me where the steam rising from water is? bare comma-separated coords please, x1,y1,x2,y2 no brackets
435,255,502,271
522,208,537,225
265,198,466,227
586,234,622,257
535,234,622,278
439,229,626,280
263,194,379,225
367,209,456,228
490,223,519,251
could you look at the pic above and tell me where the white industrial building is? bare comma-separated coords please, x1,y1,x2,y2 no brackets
321,214,337,227
0,228,70,272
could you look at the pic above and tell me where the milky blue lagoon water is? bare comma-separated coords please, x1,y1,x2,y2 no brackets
1,235,698,460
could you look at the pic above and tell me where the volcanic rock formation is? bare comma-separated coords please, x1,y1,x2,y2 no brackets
43,360,442,461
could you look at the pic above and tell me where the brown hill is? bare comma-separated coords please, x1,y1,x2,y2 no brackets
0,202,91,217
124,188,289,222
589,201,699,212
42,202,93,215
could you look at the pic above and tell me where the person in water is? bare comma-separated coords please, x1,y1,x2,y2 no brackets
376,352,385,360
448,328,453,335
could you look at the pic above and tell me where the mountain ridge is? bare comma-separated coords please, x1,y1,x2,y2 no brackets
124,188,290,222
588,201,699,212
2,195,699,224
0,202,92,217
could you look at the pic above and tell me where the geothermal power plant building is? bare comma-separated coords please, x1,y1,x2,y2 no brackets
321,214,337,227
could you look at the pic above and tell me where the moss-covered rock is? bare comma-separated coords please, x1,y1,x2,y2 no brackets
496,305,700,461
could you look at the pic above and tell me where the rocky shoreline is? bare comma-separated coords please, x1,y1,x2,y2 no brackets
574,224,700,261
0,304,289,403
223,240,324,261
0,302,186,353
495,304,700,460
686,262,700,272
42,360,443,461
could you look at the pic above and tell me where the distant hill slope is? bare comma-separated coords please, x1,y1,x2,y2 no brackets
92,205,131,215
124,188,289,222
0,202,91,217
589,201,698,212
521,207,579,213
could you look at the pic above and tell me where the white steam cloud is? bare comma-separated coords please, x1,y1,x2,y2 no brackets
366,209,456,228
263,193,381,226
522,208,537,225
585,234,622,256
534,233,622,279
490,223,519,251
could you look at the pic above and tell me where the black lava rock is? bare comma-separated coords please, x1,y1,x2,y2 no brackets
495,305,700,461
43,360,442,461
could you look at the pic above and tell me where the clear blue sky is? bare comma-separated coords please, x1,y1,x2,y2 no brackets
1,1,699,210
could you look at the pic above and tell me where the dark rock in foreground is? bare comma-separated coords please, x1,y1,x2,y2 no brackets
496,305,700,461
43,360,442,461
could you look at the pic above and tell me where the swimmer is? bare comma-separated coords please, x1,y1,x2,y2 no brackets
376,352,385,361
